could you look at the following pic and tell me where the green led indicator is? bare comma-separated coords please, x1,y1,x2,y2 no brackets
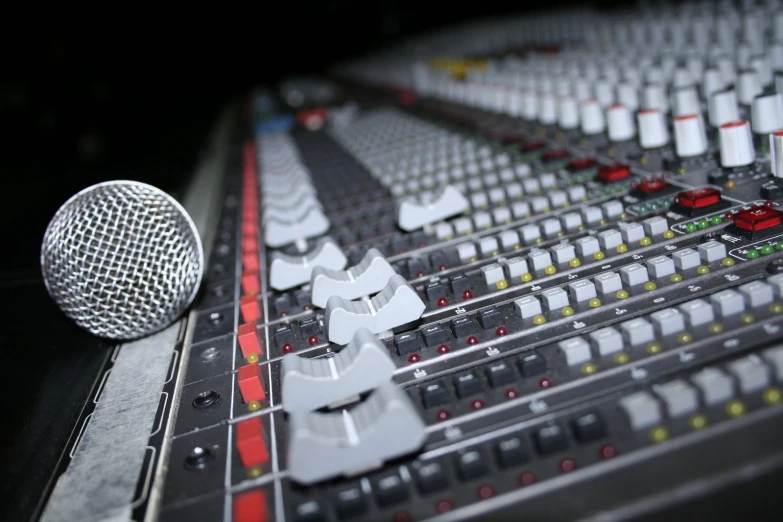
710,215,723,225
776,241,783,251
761,244,775,255
685,222,698,232
747,249,761,259
649,203,659,210
697,218,710,229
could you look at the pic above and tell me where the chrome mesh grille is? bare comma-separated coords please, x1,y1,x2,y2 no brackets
41,181,204,340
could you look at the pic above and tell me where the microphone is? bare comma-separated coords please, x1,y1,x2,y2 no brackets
40,180,204,340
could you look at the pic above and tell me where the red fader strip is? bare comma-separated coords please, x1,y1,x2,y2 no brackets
236,417,270,467
238,363,266,402
237,323,262,358
241,271,261,295
240,295,262,323
233,490,269,522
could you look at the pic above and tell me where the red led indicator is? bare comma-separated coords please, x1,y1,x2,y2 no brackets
437,344,450,354
518,471,537,486
437,297,449,307
731,205,783,232
568,157,597,170
408,353,421,363
543,149,569,161
462,289,474,300
597,163,631,182
675,187,722,209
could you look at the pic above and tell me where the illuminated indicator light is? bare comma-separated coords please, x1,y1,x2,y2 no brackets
711,216,723,225
544,149,569,161
726,400,747,417
407,353,421,363
247,466,263,478
697,265,710,274
588,298,602,308
594,251,606,261
518,471,537,486
520,273,533,282
635,178,668,193
496,279,509,290
505,388,519,399
765,200,777,208
438,265,448,272
685,223,698,233
495,326,508,337
616,290,630,299
725,180,737,188
697,218,709,229
416,271,426,278
599,218,608,225
562,306,575,316
746,249,760,259
763,387,782,405
689,414,708,430
644,282,657,291
670,274,683,282
614,352,630,364
280,311,288,318
247,401,261,412
739,313,755,324
307,336,320,346
761,244,775,255
578,225,586,232
616,244,628,253
770,303,783,314
598,164,631,182
539,377,553,388
435,500,454,513
556,231,565,237
437,344,450,354
532,315,547,325
282,343,294,354
649,426,670,443
513,243,522,250
599,444,617,459
559,458,578,473
544,265,557,275
640,237,652,246
569,157,596,170
620,213,630,219
476,484,495,500
467,336,480,345
535,238,544,244
247,353,259,364
647,342,663,354
721,258,735,267
437,297,449,307
471,399,485,410
491,250,499,256
569,258,581,268
777,241,783,251
675,187,721,209
663,230,675,239
462,290,474,299
731,205,783,232
708,323,725,334
678,332,693,344
581,362,598,375
302,304,312,311
436,409,451,421
469,256,478,262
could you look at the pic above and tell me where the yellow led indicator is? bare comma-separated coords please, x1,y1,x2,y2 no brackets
588,298,602,308
599,218,608,225
247,466,263,478
616,243,629,253
532,314,547,325
535,237,544,244
670,274,683,283
496,279,509,290
469,256,478,263
647,342,663,354
739,313,755,325
640,237,652,246
721,257,735,267
689,414,708,430
620,212,629,219
561,306,575,316
616,290,629,299
520,273,533,282
248,401,262,412
246,353,259,364
569,258,581,268
614,352,630,364
697,265,710,274
770,303,783,314
726,400,747,418
581,362,598,375
763,387,782,405
491,250,499,256
708,322,725,334
594,251,606,261
650,426,670,443
663,230,675,239
513,243,522,250
544,265,557,275
644,282,657,291
578,225,587,231
677,332,693,344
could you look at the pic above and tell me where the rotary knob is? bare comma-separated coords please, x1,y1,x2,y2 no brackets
638,108,670,149
719,120,756,168
607,104,636,142
673,114,708,157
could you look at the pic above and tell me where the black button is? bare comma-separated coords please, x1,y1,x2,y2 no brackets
454,372,483,398
412,230,429,247
274,325,295,348
407,258,427,277
425,282,448,301
761,179,783,200
395,332,420,355
495,436,529,468
518,351,547,377
456,450,488,480
299,317,321,337
293,500,325,522
451,274,472,295
572,412,607,443
486,362,516,388
273,294,292,315
334,485,367,518
294,290,311,307
534,424,568,455
430,251,449,269
421,382,449,408
451,316,476,337
373,472,409,506
415,461,449,494
391,235,409,254
478,307,503,329
421,324,447,346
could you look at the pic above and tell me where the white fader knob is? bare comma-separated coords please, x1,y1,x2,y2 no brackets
642,84,669,113
580,99,606,135
672,86,700,117
751,92,783,135
558,96,580,129
737,69,762,106
638,108,670,148
771,131,783,178
673,114,708,157
616,83,639,111
538,93,557,125
708,89,740,128
719,121,756,168
702,68,723,100
607,104,636,141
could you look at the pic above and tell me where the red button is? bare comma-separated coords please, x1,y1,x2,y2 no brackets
240,295,262,323
522,140,546,151
675,187,722,209
233,490,269,522
242,236,259,255
243,253,259,272
238,363,266,402
543,149,568,161
731,205,783,232
236,417,269,467
241,271,261,295
597,164,631,182
568,157,596,170
242,221,258,236
633,177,669,193
297,107,328,129
238,323,262,357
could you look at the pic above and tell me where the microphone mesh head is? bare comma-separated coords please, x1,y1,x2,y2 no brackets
41,181,204,340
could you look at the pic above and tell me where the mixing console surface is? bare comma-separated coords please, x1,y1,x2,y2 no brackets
40,2,783,521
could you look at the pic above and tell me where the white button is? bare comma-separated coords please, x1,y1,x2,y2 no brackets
515,296,542,318
595,272,623,294
519,224,541,244
528,250,553,271
698,241,727,263
551,243,576,264
649,308,686,336
619,391,661,430
619,222,645,243
588,327,624,355
643,216,669,236
481,264,505,285
620,263,649,286
558,337,592,365
581,206,603,224
478,237,499,256
646,256,676,278
504,257,528,279
492,207,512,225
568,279,597,302
679,299,715,326
457,243,477,262
575,236,600,257
511,201,531,219
598,229,623,249
498,229,519,249
672,248,701,270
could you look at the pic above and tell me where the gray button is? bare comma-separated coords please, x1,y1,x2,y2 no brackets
567,185,587,201
595,272,623,294
738,280,774,308
650,308,686,336
620,263,649,286
602,200,625,218
506,183,523,199
473,212,492,229
643,216,669,236
581,206,603,224
519,224,541,244
646,256,676,278
453,217,473,235
619,222,645,243
598,229,623,249
540,173,557,188
478,236,499,256
726,357,771,393
672,248,701,270
762,346,783,380
618,391,662,430
481,264,505,285
620,318,655,345
558,337,592,365
515,296,542,318
588,327,624,355
471,193,488,208
561,212,583,230
551,243,576,264
767,273,783,297
504,257,528,279
698,241,727,263
653,380,699,417
679,299,715,326
541,218,562,237
511,201,531,219
457,243,478,262
530,196,549,212
710,289,745,317
541,287,570,310
529,249,553,271
548,190,568,208
568,279,597,302
575,236,600,256
498,229,519,249
691,367,734,406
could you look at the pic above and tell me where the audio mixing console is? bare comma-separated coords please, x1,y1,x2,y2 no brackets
38,2,783,522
